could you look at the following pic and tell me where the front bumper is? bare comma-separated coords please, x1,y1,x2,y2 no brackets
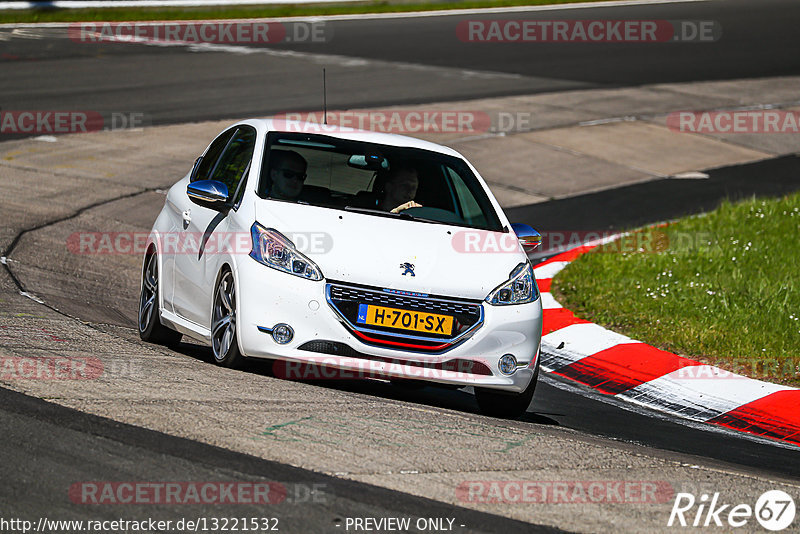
235,258,543,393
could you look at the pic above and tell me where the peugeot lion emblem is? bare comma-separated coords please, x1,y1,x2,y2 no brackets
400,262,415,277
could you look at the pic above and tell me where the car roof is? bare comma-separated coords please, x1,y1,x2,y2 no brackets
237,118,465,159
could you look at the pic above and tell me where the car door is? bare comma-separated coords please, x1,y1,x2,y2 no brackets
172,126,256,328
161,129,233,314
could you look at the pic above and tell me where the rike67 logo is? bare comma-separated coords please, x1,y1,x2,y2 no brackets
668,490,795,531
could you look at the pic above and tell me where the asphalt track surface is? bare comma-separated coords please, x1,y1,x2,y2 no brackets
2,0,800,530
0,386,557,533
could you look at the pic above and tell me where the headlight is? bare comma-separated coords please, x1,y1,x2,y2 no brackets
485,262,539,305
249,223,323,281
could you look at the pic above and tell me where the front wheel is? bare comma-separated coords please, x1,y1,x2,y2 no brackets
475,363,539,418
211,269,243,368
138,252,182,346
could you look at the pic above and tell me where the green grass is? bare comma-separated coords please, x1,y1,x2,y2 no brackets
552,192,800,387
0,0,613,24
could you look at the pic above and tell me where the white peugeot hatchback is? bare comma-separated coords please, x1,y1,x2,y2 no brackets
139,119,543,417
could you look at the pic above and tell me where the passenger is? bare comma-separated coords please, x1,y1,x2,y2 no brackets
267,150,307,201
378,165,423,213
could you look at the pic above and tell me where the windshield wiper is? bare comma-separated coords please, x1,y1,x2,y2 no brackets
344,206,410,219
343,205,452,226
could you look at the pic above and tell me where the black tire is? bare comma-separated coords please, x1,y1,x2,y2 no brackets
138,252,182,346
211,269,243,368
475,363,539,418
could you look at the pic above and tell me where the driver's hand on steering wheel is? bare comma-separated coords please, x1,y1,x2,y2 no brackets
391,200,423,213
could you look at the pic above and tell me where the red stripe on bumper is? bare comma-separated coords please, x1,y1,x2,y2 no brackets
352,329,452,352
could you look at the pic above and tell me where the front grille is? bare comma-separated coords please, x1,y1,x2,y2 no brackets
327,281,483,344
329,285,481,316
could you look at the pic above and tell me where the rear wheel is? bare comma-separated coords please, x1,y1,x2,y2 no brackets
475,363,539,418
138,252,182,346
211,269,243,368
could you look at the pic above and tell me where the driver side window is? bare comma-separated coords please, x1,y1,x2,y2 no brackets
193,128,235,182
209,126,256,202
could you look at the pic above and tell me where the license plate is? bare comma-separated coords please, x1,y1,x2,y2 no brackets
356,304,453,335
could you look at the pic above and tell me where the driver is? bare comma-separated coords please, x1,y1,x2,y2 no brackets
380,165,423,213
268,150,307,201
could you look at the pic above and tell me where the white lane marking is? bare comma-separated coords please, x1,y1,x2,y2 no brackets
579,115,637,126
47,36,525,82
20,291,44,304
671,171,710,179
9,27,57,39
540,292,562,310
533,261,569,279
618,368,792,422
0,0,713,23
320,0,714,20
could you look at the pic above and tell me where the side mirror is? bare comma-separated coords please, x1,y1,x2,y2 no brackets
511,223,542,253
187,180,229,210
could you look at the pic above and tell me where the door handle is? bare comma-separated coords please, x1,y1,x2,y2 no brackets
182,210,191,224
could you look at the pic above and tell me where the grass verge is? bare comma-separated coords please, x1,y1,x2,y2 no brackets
1,0,613,24
552,192,800,387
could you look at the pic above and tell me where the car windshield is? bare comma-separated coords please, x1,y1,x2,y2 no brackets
259,132,504,232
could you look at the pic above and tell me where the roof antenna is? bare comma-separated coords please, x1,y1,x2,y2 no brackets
323,68,327,125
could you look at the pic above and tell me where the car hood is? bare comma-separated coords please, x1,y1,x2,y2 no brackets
254,201,525,300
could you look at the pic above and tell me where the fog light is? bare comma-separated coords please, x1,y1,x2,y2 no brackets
271,323,294,344
498,354,517,375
